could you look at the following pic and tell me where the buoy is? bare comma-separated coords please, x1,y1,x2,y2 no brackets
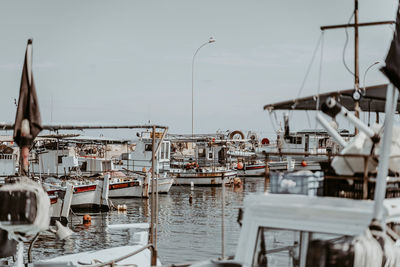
301,160,308,167
237,162,244,170
83,214,91,225
233,177,242,186
189,193,193,204
117,204,127,211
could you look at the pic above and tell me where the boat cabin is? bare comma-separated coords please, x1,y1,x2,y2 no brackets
0,145,16,177
118,138,171,173
263,129,351,155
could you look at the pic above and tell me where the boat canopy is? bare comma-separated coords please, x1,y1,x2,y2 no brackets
263,84,400,113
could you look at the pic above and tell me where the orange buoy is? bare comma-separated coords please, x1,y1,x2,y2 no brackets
233,177,242,186
237,162,244,170
301,160,308,167
83,214,91,225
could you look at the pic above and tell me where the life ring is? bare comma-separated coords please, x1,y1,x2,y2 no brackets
229,130,245,140
261,138,270,145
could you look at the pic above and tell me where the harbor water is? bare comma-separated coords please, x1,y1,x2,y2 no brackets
31,177,269,264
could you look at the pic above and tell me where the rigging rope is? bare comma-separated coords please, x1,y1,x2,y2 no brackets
315,32,325,130
343,11,355,76
289,32,324,129
293,33,324,108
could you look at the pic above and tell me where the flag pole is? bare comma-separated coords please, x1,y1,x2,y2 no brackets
19,39,33,176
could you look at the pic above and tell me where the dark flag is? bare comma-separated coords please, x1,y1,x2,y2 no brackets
13,39,42,147
381,2,400,89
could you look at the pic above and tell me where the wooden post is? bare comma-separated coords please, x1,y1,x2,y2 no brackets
264,154,270,179
264,154,270,192
363,156,369,199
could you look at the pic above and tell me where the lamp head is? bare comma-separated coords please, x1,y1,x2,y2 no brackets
208,37,216,43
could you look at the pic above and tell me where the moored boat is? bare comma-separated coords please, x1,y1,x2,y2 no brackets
70,175,110,212
171,168,237,186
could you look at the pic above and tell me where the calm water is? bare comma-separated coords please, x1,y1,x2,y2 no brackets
30,177,269,264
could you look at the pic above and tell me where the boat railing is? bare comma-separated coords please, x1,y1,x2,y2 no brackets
261,151,391,200
93,243,155,267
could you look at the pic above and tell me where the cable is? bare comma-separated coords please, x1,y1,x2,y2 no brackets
293,34,324,106
343,11,355,76
315,32,325,130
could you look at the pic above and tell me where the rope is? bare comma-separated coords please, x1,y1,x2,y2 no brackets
291,33,324,115
353,223,400,267
316,31,325,111
343,11,355,76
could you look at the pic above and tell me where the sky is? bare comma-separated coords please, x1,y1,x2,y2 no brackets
0,0,398,138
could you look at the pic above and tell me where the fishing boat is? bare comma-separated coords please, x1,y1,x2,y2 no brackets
191,2,400,266
235,160,265,177
170,138,238,186
109,177,147,198
0,39,165,266
69,176,110,212
45,183,74,225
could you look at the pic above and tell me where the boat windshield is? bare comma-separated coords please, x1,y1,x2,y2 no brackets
252,227,347,267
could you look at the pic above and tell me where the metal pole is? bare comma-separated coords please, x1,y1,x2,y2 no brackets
192,39,215,137
151,125,157,266
373,84,398,220
221,173,225,259
354,0,359,91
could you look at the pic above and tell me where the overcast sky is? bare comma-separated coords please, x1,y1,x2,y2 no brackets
0,0,398,138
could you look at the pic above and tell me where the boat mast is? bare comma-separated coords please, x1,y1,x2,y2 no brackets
354,0,360,134
320,0,394,134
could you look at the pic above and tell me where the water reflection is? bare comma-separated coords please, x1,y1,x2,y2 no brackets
31,177,267,264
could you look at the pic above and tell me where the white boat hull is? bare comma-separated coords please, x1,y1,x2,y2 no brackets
237,165,265,177
109,180,145,198
48,184,74,225
71,178,110,211
173,170,237,186
39,232,161,266
149,177,174,193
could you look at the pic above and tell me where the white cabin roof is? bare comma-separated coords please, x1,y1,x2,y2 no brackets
243,193,400,236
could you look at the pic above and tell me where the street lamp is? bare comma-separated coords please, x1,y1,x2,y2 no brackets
192,37,216,137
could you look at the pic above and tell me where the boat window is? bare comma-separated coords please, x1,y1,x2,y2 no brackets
252,227,300,267
161,143,165,159
58,156,63,164
198,148,205,157
287,136,302,144
145,144,152,152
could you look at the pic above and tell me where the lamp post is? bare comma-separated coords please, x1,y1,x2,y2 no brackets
192,37,216,137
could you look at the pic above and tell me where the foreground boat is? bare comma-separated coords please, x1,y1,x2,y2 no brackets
36,227,161,266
